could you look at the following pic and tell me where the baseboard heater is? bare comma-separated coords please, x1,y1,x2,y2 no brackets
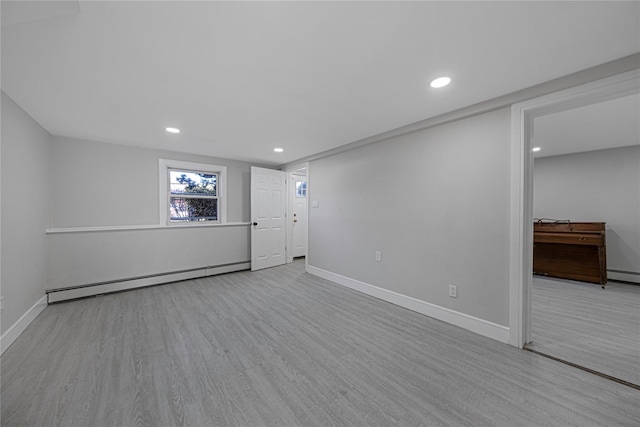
46,261,251,303
607,269,640,285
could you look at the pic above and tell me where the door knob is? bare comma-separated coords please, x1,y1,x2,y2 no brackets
253,222,258,226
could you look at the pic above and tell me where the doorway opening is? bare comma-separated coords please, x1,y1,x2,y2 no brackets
528,94,640,388
250,164,309,272
285,164,309,266
509,68,639,387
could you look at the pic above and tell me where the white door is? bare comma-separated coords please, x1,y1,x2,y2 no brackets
291,173,307,258
251,167,286,271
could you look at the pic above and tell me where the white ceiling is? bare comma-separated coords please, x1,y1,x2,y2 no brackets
2,1,639,166
533,93,640,158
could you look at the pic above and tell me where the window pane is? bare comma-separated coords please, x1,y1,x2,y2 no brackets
296,180,307,198
170,170,217,196
169,197,218,221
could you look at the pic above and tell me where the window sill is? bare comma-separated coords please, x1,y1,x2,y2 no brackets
46,222,251,234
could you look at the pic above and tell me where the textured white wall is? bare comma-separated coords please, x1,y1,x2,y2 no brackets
533,145,640,274
1,92,51,335
308,108,511,326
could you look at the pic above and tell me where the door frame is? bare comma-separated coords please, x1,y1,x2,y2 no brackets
508,68,640,348
287,170,308,262
284,162,309,267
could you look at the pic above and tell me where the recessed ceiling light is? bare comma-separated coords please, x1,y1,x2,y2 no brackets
430,76,451,88
532,147,541,152
274,148,284,153
165,127,180,134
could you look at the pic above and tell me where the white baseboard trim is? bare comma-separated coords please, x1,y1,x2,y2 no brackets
608,270,640,284
47,262,250,303
1,295,47,355
307,265,510,344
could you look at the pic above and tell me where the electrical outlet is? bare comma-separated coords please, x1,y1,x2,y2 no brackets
448,285,457,298
375,250,382,262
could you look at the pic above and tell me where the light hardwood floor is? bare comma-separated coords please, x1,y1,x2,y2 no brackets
529,276,640,386
2,260,639,426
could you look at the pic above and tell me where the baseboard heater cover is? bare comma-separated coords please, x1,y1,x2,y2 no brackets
46,261,251,303
607,269,640,284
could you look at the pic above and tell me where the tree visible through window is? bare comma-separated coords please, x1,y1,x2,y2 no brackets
160,159,226,225
169,170,218,222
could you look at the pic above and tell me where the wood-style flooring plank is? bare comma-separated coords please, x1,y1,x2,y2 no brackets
2,260,639,426
530,276,640,385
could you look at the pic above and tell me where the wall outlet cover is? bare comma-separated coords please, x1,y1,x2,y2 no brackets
448,285,457,298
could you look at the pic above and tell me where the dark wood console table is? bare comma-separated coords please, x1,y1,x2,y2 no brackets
533,221,607,288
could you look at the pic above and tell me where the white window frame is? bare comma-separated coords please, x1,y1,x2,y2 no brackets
159,159,227,225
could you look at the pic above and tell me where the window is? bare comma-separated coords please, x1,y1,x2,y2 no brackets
169,170,218,221
160,159,227,225
295,179,307,198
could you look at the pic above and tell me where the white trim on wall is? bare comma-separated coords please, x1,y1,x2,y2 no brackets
307,265,510,344
282,162,309,174
0,295,47,355
509,68,640,348
46,222,249,234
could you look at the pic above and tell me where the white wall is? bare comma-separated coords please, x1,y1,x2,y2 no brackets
308,108,511,328
1,99,256,344
47,225,250,290
50,135,252,227
533,145,640,277
47,136,255,291
1,92,50,335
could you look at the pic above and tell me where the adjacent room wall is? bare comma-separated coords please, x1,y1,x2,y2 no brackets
307,108,511,331
47,136,254,291
1,91,50,337
533,145,640,281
